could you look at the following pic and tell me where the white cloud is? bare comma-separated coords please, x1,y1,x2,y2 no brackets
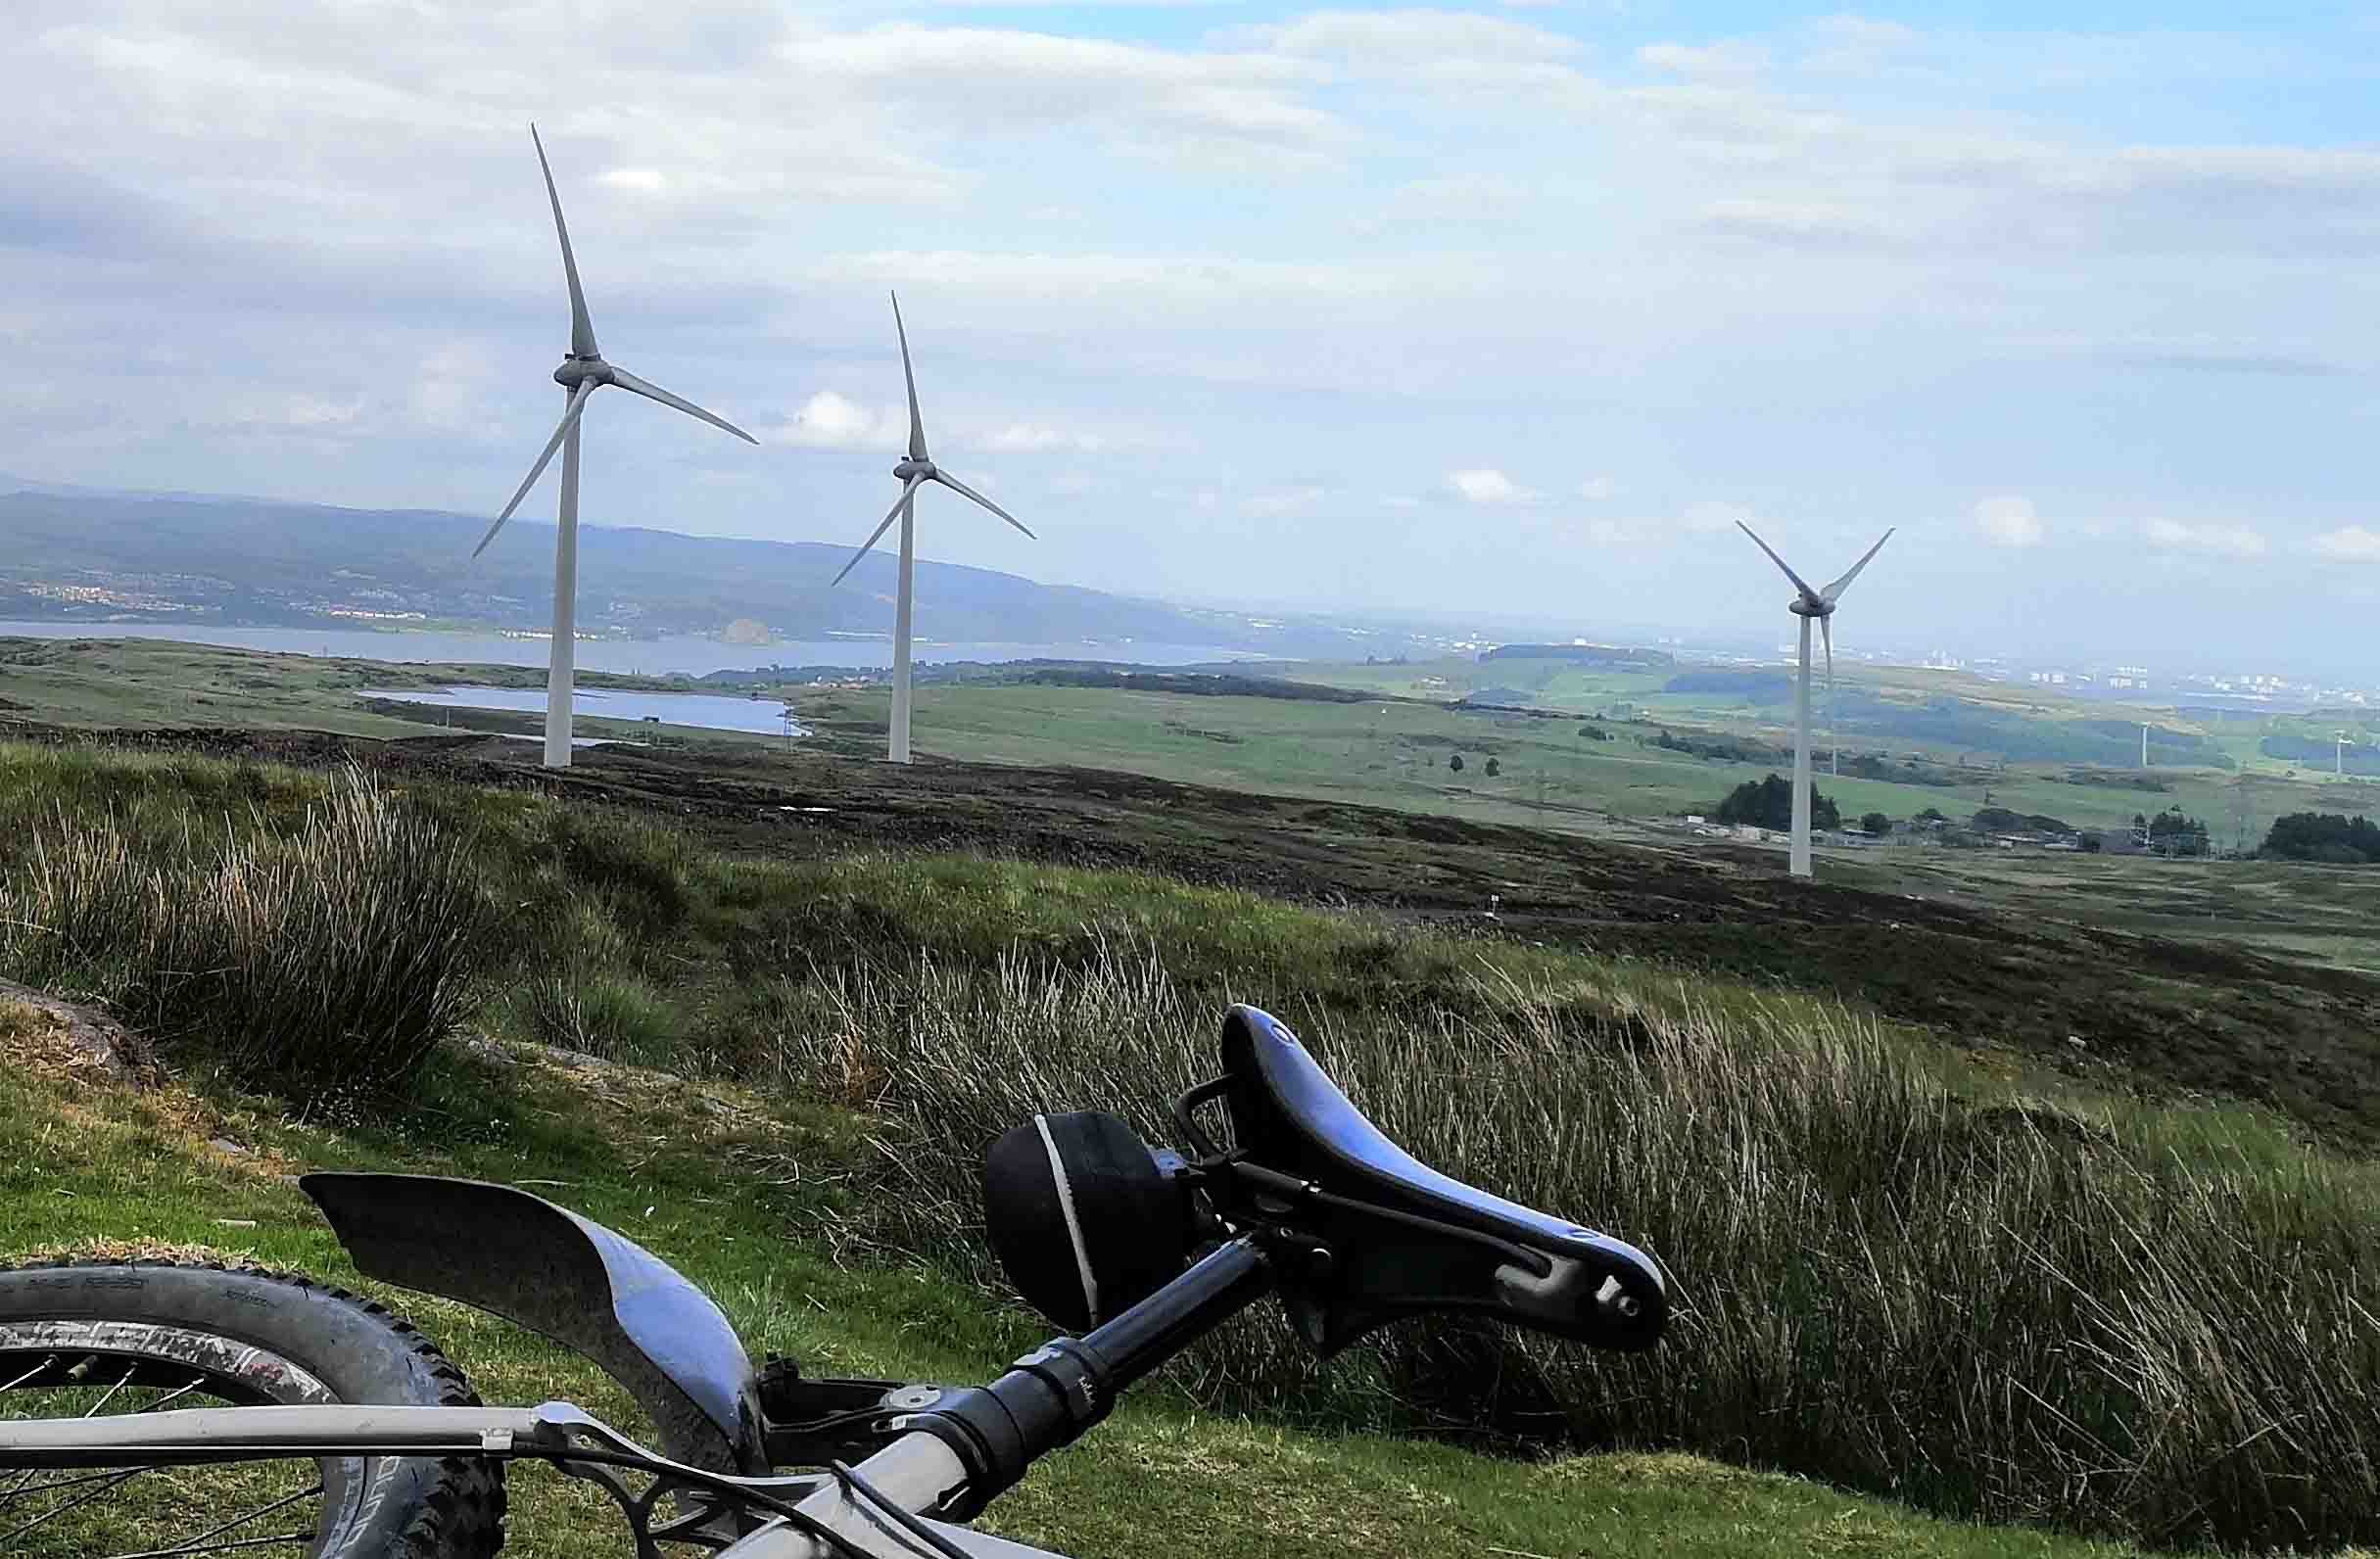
405,340,497,435
1637,40,1769,82
595,167,668,193
979,423,1105,453
1449,467,1535,504
782,24,1345,163
2142,517,2267,556
1562,501,1756,545
2309,525,2380,562
1802,15,1918,75
1377,173,1530,222
1680,500,1754,534
1246,10,1583,66
772,391,905,449
1698,199,1909,248
1578,476,1614,500
1975,496,2044,548
1244,486,1326,517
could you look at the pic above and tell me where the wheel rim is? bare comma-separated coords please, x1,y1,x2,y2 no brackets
0,1321,364,1559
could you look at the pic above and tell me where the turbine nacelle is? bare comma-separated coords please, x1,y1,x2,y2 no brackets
553,357,612,390
1787,596,1833,619
893,457,935,482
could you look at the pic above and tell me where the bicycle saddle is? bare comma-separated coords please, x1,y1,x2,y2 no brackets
1215,1004,1667,1355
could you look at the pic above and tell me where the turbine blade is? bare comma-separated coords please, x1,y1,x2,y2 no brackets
474,380,596,557
931,471,1035,540
1821,528,1895,603
1735,520,1823,605
531,124,599,360
832,478,924,587
607,366,759,445
891,291,928,462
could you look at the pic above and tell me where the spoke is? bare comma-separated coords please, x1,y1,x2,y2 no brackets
0,1465,148,1545
106,1482,323,1559
112,1532,317,1559
81,1362,140,1419
0,1359,52,1393
0,1466,153,1507
137,1378,211,1415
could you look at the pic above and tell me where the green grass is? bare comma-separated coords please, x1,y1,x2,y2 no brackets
16,635,2378,883
6,739,2380,1551
0,762,497,1091
777,940,2380,1552
0,636,692,740
0,1003,2159,1559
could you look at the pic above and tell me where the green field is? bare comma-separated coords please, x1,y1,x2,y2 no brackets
14,638,2376,853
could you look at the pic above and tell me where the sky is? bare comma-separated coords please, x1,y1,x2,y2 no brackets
3,2,2378,671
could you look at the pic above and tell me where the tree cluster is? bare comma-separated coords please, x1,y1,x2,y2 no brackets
1971,806,2077,836
2260,813,2380,864
1712,775,1841,832
1647,728,1788,765
2132,809,2212,856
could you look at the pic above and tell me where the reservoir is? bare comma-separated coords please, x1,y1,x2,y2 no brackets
361,685,810,736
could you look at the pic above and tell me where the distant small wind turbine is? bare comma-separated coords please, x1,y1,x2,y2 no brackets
2338,732,2354,777
472,125,757,769
2142,724,2151,769
830,292,1034,764
1737,522,1894,878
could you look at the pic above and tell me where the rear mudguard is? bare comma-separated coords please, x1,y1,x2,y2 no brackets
301,1172,763,1473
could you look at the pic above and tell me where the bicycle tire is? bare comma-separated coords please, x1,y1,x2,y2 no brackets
0,1258,505,1559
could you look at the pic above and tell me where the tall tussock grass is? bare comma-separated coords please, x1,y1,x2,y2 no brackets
779,939,2380,1551
0,764,496,1093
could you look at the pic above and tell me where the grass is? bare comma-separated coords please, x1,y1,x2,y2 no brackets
0,1002,2159,1559
0,636,688,738
0,762,497,1092
5,738,2380,1550
776,941,2380,1552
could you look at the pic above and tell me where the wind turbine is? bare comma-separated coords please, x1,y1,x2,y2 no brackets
1737,522,1894,878
830,292,1034,764
472,124,757,769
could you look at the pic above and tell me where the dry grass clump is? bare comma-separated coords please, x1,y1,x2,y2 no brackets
0,765,496,1095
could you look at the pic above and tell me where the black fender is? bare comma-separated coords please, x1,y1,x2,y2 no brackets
301,1173,763,1473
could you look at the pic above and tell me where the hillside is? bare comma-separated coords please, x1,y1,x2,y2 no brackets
0,479,1404,656
3,734,2375,1554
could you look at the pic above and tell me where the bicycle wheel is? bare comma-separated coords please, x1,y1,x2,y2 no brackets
0,1260,505,1559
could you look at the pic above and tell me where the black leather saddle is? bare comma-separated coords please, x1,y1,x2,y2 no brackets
1216,1004,1666,1355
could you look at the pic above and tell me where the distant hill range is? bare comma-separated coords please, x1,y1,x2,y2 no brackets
0,477,1416,658
1482,642,1676,670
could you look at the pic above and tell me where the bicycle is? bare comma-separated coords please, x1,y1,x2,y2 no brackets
0,1005,1666,1558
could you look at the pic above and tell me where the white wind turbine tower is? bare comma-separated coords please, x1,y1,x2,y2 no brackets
831,293,1034,764
1737,522,1895,878
472,125,757,769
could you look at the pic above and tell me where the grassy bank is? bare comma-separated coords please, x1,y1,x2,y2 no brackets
3,738,2377,1550
0,1001,2144,1559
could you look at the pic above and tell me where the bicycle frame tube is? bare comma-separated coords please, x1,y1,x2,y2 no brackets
0,1404,1064,1558
0,1241,1280,1558
0,1403,560,1468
